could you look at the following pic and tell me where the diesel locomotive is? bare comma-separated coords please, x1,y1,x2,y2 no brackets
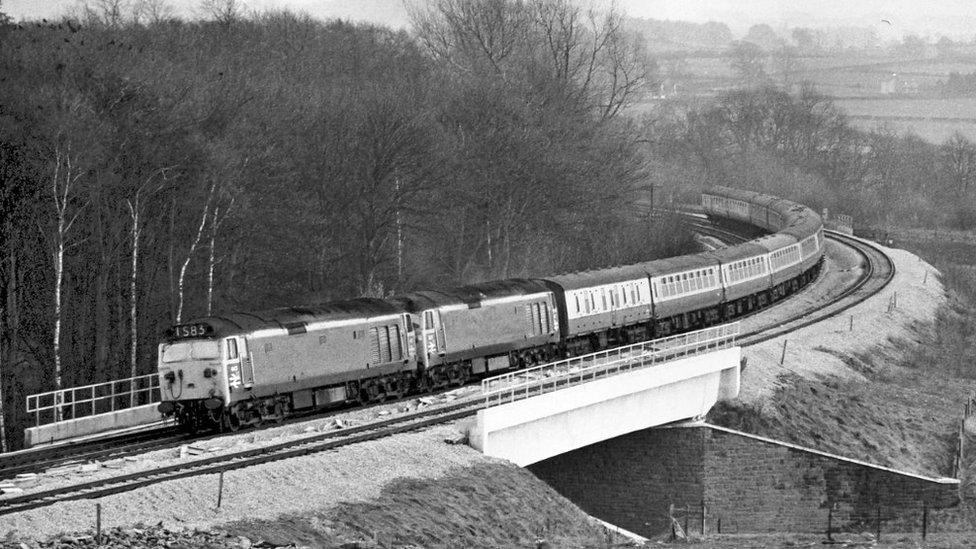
157,186,824,431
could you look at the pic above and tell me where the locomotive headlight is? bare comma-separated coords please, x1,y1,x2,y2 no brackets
203,367,218,378
164,371,176,384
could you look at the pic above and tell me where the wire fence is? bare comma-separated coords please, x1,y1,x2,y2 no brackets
654,499,944,543
26,373,162,426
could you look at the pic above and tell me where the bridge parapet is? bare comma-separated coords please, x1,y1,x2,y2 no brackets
482,323,739,408
471,324,742,466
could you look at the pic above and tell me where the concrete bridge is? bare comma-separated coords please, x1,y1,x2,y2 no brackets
469,323,742,466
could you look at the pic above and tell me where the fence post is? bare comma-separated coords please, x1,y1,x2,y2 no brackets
826,504,833,542
779,339,788,365
216,471,225,509
959,418,965,478
95,503,102,544
875,503,881,542
700,499,706,537
922,503,928,541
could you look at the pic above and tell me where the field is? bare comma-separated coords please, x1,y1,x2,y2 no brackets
658,52,976,143
835,97,976,143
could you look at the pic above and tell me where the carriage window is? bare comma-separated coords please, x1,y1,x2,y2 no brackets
574,294,581,313
424,311,434,329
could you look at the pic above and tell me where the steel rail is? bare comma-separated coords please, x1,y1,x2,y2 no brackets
0,223,896,512
0,400,479,516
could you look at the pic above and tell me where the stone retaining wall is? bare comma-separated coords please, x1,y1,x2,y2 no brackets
528,423,958,537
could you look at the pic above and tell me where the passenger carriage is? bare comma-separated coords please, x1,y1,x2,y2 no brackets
540,265,654,354
705,242,771,318
642,254,724,335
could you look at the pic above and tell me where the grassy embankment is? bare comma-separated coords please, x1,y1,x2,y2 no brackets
711,241,976,535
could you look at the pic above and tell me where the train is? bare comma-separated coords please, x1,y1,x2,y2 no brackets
156,186,825,432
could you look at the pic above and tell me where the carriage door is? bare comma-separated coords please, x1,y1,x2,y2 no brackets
402,314,417,361
422,310,446,359
226,336,253,390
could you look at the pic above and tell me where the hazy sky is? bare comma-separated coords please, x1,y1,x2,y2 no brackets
5,0,976,40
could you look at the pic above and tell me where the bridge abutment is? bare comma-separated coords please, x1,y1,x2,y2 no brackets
529,423,959,537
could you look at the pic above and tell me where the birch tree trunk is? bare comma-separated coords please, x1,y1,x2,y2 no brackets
205,190,235,315
126,196,140,405
206,205,219,316
50,146,84,420
175,181,215,324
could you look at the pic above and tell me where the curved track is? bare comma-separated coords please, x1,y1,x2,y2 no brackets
739,230,895,346
0,229,897,515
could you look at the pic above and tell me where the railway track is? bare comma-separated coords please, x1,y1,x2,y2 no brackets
0,227,897,516
0,400,480,516
0,426,183,480
739,230,895,347
0,213,764,482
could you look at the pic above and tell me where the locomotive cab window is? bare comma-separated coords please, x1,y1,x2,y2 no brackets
161,340,219,363
226,339,238,360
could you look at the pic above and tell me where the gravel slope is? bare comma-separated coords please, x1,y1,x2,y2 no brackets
737,242,942,404
711,240,955,476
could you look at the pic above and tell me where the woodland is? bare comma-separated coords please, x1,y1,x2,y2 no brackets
3,0,976,450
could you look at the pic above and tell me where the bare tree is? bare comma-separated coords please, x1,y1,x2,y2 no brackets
175,181,216,324
942,131,976,190
409,0,532,75
413,0,649,119
531,0,648,118
728,40,767,87
49,145,86,411
132,0,174,24
199,0,245,27
205,190,235,315
78,0,130,28
124,167,174,401
773,45,802,88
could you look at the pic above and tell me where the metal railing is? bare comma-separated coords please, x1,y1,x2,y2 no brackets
481,322,739,408
26,373,162,426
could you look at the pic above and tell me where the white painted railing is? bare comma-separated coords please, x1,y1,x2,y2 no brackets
482,323,739,408
26,373,161,426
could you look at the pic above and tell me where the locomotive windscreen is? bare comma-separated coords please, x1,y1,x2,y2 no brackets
161,340,220,363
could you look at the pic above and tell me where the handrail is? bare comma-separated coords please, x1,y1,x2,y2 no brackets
481,323,739,408
26,373,162,426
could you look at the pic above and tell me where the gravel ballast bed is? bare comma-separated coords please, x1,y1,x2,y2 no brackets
0,423,487,539
1,238,934,542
